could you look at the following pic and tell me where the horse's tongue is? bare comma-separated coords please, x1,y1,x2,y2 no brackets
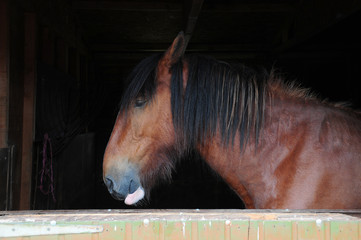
124,186,145,205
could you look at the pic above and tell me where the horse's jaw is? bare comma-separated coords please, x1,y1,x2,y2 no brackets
124,186,145,205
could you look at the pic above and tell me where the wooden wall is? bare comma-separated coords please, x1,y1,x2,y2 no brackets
5,0,26,211
0,0,9,149
20,13,37,210
0,0,90,210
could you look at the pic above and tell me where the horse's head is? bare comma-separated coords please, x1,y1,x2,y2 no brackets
103,32,186,205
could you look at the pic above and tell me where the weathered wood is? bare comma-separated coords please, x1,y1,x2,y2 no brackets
0,210,360,239
1,209,360,223
19,12,37,210
0,148,11,210
201,2,293,13
72,1,182,11
92,43,268,53
0,0,9,148
72,1,292,13
7,1,26,211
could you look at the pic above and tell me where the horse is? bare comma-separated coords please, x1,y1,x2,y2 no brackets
103,32,361,209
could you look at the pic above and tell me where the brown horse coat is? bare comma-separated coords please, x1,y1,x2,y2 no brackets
103,32,361,208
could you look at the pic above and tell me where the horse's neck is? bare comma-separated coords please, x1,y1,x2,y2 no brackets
196,96,315,208
197,133,261,208
198,94,361,209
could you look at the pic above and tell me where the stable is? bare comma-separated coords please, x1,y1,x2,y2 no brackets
0,0,360,237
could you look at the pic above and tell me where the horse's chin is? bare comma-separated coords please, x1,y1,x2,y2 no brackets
124,186,145,205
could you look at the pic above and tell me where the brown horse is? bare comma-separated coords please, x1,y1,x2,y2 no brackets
103,32,361,209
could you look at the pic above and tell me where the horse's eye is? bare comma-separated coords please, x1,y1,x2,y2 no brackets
134,98,147,108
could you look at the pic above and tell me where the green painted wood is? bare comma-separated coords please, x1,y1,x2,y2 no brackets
297,221,321,240
0,210,360,240
330,221,359,240
163,220,191,239
264,221,293,240
229,220,249,240
197,221,225,240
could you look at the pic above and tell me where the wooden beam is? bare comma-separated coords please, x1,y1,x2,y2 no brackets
72,1,182,11
0,0,9,148
91,42,269,53
93,50,266,65
20,12,37,210
202,2,293,13
72,1,292,13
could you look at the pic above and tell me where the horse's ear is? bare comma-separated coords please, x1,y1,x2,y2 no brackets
161,31,186,68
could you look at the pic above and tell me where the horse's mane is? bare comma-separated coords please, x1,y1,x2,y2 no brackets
171,54,269,150
120,53,339,151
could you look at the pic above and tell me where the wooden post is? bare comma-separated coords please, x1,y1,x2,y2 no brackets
0,0,9,148
20,12,37,210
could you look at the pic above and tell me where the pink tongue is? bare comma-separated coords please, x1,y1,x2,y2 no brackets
124,186,145,205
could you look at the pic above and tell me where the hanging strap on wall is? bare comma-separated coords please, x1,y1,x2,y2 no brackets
39,133,56,202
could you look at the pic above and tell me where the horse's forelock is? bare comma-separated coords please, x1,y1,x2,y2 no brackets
119,54,162,113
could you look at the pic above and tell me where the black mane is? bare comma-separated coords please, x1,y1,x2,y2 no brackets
120,53,268,150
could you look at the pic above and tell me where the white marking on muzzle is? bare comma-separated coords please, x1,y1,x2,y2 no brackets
124,186,145,205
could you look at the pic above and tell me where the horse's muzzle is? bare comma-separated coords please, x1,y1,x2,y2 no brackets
104,167,143,204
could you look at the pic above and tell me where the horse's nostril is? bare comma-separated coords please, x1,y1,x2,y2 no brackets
105,177,114,193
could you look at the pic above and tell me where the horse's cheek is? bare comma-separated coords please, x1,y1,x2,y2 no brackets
156,87,174,142
132,107,152,138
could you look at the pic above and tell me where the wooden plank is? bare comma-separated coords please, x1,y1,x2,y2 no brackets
330,221,359,240
72,1,292,13
19,12,37,210
197,221,224,240
0,0,9,148
0,209,359,223
264,221,292,240
132,220,160,240
7,1,25,212
163,221,191,239
0,210,360,239
72,1,182,11
230,221,249,240
0,148,10,210
91,43,268,53
201,2,293,13
297,221,321,240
